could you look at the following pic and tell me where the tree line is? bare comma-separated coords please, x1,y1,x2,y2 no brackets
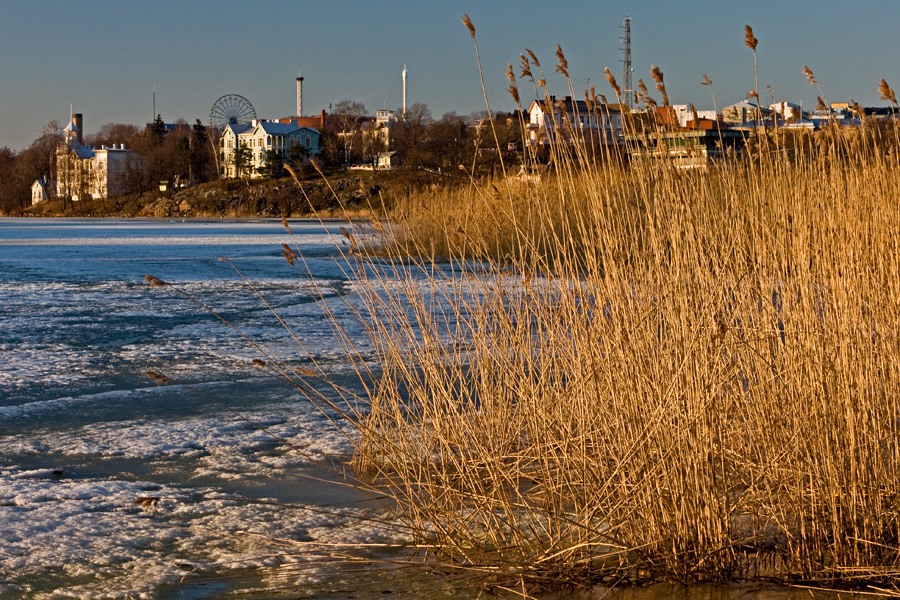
319,101,523,173
0,102,524,213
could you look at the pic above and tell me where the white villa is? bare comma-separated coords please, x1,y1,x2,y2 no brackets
220,120,321,179
526,96,623,147
55,114,140,201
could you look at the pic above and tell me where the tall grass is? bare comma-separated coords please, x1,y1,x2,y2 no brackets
333,117,900,590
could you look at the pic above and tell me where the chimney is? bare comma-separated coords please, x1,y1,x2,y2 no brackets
73,113,84,145
402,65,408,117
296,71,304,117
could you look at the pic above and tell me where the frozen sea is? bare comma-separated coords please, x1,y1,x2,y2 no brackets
0,218,407,599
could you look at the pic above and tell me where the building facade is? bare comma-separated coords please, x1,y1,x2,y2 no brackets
220,120,321,179
55,114,140,201
526,97,622,147
31,180,51,205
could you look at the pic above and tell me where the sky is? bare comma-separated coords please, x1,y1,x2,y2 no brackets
1,0,898,151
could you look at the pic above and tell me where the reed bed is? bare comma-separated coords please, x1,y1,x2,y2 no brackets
331,120,900,591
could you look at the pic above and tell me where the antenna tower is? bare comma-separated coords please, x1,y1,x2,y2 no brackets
620,17,634,109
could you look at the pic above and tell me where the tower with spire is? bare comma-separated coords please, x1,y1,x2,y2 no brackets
64,112,84,147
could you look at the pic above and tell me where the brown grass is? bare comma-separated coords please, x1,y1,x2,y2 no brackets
330,121,900,591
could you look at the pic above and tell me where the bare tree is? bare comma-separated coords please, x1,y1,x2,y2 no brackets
390,102,434,166
332,100,368,164
85,123,139,148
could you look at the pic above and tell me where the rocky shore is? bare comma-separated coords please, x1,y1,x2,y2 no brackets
18,169,444,219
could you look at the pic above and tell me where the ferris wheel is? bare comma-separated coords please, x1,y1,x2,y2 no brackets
208,94,257,130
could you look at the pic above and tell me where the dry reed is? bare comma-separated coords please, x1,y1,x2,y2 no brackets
331,111,900,592
231,25,900,595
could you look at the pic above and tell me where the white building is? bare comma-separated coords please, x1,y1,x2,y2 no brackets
526,97,622,147
769,101,804,121
375,151,401,169
671,104,718,128
31,180,50,204
220,120,321,179
722,100,773,125
55,113,140,201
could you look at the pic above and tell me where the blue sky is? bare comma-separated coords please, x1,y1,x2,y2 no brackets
1,0,897,151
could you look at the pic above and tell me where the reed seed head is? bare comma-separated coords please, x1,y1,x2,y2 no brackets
525,48,540,69
744,25,758,51
701,73,713,87
816,96,828,113
803,66,817,86
651,65,670,107
638,79,657,108
462,14,476,38
604,67,621,98
878,78,897,105
637,78,649,97
519,54,532,79
555,45,569,78
144,275,167,287
145,371,170,385
508,83,520,106
282,243,298,266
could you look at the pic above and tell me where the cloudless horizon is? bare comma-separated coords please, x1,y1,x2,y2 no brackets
2,0,898,151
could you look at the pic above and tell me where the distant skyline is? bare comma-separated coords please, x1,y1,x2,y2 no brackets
2,1,898,151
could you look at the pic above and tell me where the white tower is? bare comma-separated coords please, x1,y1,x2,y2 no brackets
402,64,408,117
296,71,304,118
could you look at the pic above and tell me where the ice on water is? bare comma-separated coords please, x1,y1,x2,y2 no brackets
0,219,393,598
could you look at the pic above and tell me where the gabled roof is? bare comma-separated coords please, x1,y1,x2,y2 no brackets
256,121,303,135
224,123,253,136
67,142,95,159
724,100,763,111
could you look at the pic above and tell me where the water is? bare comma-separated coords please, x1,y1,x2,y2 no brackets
0,218,397,599
0,219,861,600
